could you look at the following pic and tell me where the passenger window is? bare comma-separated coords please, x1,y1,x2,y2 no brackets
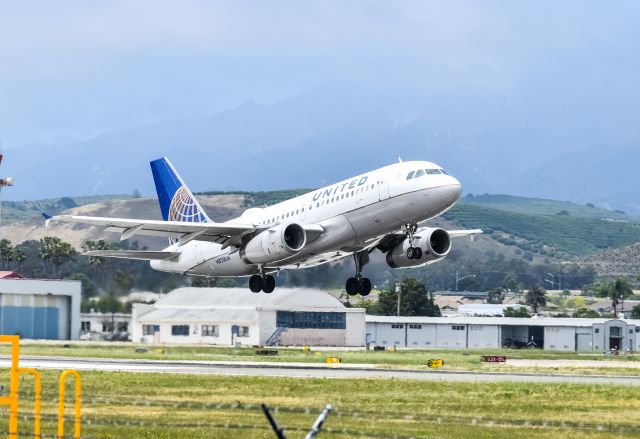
414,169,425,178
406,171,415,180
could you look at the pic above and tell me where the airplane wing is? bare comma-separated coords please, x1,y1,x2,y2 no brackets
374,228,483,253
47,214,259,247
46,214,325,249
448,229,484,238
84,250,181,261
275,228,483,270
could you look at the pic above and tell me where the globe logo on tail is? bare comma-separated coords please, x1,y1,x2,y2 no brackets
168,186,207,223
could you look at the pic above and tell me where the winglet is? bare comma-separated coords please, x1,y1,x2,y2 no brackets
42,212,52,228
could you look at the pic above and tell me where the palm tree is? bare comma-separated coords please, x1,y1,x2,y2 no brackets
524,285,547,314
599,278,633,316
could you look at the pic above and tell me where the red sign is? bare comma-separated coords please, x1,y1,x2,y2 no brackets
481,355,506,363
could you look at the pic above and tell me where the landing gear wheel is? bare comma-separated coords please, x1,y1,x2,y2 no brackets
406,247,416,259
263,275,276,294
359,278,372,296
414,247,423,259
249,275,263,293
346,277,359,296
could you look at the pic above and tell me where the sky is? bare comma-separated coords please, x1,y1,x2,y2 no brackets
1,1,639,148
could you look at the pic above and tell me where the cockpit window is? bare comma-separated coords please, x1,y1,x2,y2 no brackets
426,169,441,175
440,169,448,175
414,169,425,178
406,171,415,180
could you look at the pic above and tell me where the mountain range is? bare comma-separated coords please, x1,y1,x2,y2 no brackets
4,82,639,213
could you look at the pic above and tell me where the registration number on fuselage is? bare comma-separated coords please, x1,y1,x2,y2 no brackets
215,256,231,264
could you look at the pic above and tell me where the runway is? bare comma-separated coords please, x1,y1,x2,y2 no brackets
2,356,640,386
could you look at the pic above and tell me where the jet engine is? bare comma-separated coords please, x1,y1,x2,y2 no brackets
240,223,306,264
386,227,451,268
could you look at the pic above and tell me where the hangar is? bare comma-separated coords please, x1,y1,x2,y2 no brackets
132,287,365,346
366,316,640,352
0,276,81,340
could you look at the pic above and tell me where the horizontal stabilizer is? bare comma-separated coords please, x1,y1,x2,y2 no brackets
84,250,180,261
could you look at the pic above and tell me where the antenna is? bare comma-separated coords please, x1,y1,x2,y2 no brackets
397,157,403,163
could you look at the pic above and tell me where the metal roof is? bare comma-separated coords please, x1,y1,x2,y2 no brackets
150,287,358,311
138,307,256,323
365,315,640,327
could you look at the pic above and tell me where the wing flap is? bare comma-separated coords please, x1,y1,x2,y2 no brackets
84,250,181,261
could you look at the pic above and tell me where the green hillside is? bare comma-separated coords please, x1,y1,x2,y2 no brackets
461,194,635,220
0,194,129,225
445,204,640,257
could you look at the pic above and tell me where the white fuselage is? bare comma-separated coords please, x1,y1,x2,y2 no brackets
150,160,462,277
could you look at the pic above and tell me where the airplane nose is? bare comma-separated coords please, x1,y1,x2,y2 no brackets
442,177,462,202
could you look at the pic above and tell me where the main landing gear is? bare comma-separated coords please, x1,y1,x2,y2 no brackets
404,223,423,260
346,251,372,296
249,266,276,293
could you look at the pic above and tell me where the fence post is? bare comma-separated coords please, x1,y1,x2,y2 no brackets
18,368,41,439
58,369,82,439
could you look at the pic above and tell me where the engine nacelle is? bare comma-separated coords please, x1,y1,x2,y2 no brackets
386,228,451,268
240,223,306,264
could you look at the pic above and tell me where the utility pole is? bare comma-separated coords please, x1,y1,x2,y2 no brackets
396,280,402,316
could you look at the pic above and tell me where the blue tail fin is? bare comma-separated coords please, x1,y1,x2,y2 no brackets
150,157,210,223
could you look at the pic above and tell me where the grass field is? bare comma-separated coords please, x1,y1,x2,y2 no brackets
0,369,639,438
7,341,640,376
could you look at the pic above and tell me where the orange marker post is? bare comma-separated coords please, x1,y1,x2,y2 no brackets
58,369,82,439
0,335,20,439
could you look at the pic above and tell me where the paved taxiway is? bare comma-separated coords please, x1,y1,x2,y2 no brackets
2,356,640,386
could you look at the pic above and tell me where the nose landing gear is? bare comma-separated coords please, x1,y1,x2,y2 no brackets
404,223,423,260
345,251,372,296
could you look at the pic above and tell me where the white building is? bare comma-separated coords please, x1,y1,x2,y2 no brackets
132,287,365,347
366,316,640,352
80,311,132,341
0,278,81,340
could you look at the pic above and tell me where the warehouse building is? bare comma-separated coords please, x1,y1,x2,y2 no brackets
132,287,365,346
0,276,81,340
366,316,640,352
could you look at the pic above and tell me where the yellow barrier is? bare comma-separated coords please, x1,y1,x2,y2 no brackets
0,335,19,439
18,368,41,439
58,369,82,439
326,357,342,364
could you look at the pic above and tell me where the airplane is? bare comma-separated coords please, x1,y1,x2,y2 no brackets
46,157,481,295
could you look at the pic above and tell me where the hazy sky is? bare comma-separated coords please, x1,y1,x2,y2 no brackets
1,1,639,147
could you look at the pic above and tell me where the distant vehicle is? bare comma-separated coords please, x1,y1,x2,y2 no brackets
47,158,481,294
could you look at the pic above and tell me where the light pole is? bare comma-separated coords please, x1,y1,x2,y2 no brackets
455,270,476,291
544,273,560,290
395,280,402,316
0,152,14,246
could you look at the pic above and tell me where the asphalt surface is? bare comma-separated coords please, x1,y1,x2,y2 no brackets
2,356,640,386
